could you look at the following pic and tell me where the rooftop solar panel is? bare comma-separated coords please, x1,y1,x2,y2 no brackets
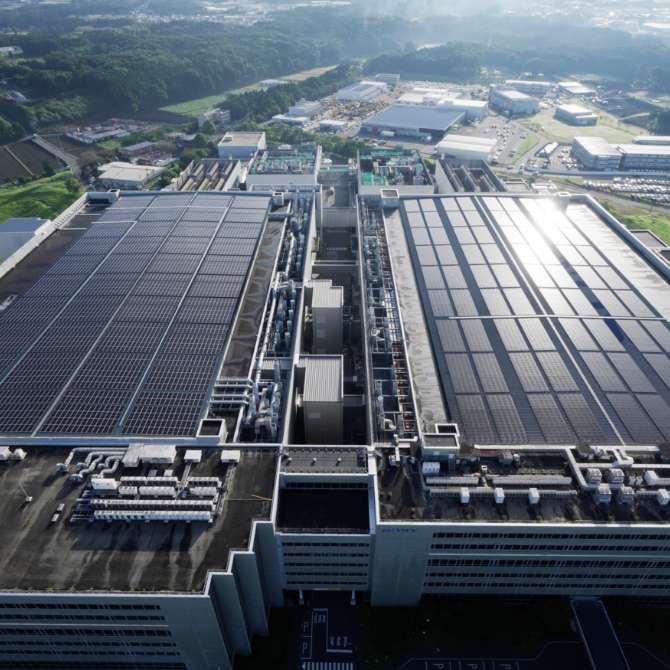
0,192,270,437
399,194,670,446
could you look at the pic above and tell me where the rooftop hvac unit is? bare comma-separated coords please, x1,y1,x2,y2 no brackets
528,488,540,505
460,487,470,504
644,470,665,486
494,487,505,504
0,447,10,461
138,486,177,497
421,461,440,476
118,486,138,497
10,448,26,461
91,478,119,491
593,483,612,504
607,468,625,485
657,489,670,506
220,450,241,464
585,468,602,484
498,451,514,465
617,486,635,505
184,449,202,464
189,487,218,498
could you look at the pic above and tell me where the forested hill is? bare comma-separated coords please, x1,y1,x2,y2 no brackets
0,8,408,141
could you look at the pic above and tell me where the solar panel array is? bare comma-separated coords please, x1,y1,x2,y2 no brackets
401,195,670,446
0,192,270,436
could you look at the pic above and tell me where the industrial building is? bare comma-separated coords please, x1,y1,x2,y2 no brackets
287,99,321,118
357,148,434,197
573,136,670,171
270,113,309,127
318,118,348,132
504,79,554,96
559,80,596,97
245,143,322,189
361,104,464,139
217,131,266,162
555,103,598,126
96,161,164,190
435,134,497,162
489,88,540,116
618,143,670,170
396,88,488,122
1,146,670,670
572,136,623,170
335,80,388,102
634,136,670,145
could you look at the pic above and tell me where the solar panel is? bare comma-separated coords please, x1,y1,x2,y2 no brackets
0,192,269,436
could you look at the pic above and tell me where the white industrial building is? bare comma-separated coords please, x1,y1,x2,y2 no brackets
96,162,164,190
217,131,266,162
618,143,670,170
435,134,497,161
335,80,388,102
573,136,670,171
270,114,309,126
504,79,554,96
634,135,670,145
559,80,596,97
396,88,487,122
555,103,598,126
489,88,540,116
572,136,622,170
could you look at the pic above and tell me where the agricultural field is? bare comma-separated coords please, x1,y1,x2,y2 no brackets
0,139,65,183
0,173,82,223
522,109,637,144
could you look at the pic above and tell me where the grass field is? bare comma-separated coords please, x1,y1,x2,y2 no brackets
0,173,82,223
512,132,539,161
522,109,637,144
160,64,337,117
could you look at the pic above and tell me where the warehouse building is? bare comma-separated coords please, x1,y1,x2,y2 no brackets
559,80,596,97
618,143,670,170
504,79,554,96
217,131,267,162
634,136,670,146
1,166,670,669
361,104,464,139
573,136,670,171
555,103,598,126
572,136,623,170
335,80,388,102
435,134,497,162
96,161,164,190
489,88,540,116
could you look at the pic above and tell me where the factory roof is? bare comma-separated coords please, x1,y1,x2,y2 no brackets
617,143,670,156
363,105,464,133
492,88,535,101
0,191,275,438
557,103,596,116
0,445,276,591
393,194,670,448
218,131,265,147
97,162,163,184
249,144,318,175
436,135,497,151
633,136,670,145
574,136,622,157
